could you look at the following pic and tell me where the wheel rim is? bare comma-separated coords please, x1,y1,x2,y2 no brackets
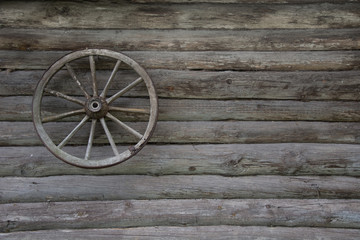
33,49,158,168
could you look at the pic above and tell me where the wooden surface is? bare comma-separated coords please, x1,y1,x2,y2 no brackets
1,144,359,177
1,121,360,145
1,28,359,51
2,50,360,71
1,175,359,203
1,2,359,29
2,226,360,240
3,96,360,122
1,199,360,232
1,70,359,100
0,0,359,237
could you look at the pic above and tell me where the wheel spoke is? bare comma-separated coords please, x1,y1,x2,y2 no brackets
89,55,98,97
100,60,122,98
109,106,150,114
107,77,143,104
58,115,90,149
34,49,158,168
42,109,85,123
85,119,97,160
100,118,119,156
66,63,91,99
106,113,143,139
44,88,85,106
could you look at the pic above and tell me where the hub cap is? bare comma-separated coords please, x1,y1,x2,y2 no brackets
85,97,108,119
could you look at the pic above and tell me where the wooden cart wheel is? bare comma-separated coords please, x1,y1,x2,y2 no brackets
33,49,158,168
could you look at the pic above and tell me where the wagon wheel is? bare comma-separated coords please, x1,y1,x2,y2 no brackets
33,49,158,168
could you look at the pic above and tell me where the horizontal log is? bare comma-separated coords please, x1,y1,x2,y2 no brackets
1,175,360,203
2,70,360,101
2,226,360,240
1,121,360,146
1,199,360,232
1,28,359,51
0,2,359,29
1,144,360,177
3,96,360,122
1,50,359,71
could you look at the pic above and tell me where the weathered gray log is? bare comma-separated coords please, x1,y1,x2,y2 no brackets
1,199,360,232
1,144,360,177
0,2,359,29
2,226,360,240
3,96,360,122
1,28,359,51
1,50,359,71
1,121,360,146
1,175,360,203
1,70,359,101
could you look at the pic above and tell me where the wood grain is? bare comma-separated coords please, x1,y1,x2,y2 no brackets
2,96,360,122
2,70,359,101
1,199,360,232
1,175,360,203
0,2,359,29
2,226,360,240
1,28,359,51
1,144,359,177
1,121,360,146
1,0,360,236
1,50,359,71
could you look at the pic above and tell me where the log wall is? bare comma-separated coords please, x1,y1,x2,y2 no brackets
0,0,359,238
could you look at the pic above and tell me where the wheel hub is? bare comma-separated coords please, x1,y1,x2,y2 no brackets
85,97,108,119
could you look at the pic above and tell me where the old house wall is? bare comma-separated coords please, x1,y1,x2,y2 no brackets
0,0,360,238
